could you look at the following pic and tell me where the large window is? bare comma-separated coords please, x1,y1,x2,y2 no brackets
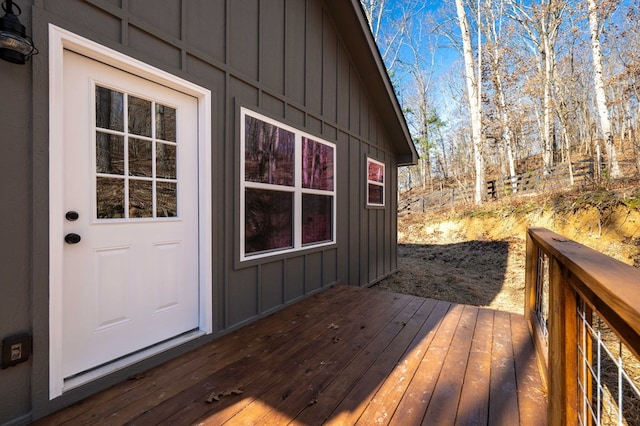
240,108,336,260
367,157,385,207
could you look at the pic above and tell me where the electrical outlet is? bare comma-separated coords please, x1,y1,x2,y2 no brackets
11,343,23,361
1,334,31,369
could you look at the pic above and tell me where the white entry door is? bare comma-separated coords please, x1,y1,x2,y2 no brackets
60,50,200,378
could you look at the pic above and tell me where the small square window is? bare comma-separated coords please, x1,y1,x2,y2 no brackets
367,157,385,207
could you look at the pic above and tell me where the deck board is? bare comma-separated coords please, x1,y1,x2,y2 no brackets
36,284,547,425
455,308,494,425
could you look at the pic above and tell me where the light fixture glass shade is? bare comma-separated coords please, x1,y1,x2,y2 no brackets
0,30,34,55
0,0,38,64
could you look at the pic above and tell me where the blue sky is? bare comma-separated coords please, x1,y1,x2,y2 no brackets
372,0,638,131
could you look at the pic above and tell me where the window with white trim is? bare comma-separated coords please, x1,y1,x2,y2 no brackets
95,85,179,219
367,157,385,207
240,108,336,260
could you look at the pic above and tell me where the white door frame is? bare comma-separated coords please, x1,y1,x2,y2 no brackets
48,24,212,399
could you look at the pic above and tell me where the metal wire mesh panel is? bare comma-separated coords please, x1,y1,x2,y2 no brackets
577,300,640,426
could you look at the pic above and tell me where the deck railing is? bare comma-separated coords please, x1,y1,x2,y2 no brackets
525,228,640,425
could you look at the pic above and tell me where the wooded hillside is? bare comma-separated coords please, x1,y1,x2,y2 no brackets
361,0,640,201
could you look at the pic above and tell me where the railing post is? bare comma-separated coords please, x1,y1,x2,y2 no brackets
526,229,548,389
547,258,579,425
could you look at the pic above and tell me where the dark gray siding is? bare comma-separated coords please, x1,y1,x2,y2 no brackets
0,50,35,425
0,0,405,422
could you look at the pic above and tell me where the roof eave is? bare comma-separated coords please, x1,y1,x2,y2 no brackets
323,0,418,166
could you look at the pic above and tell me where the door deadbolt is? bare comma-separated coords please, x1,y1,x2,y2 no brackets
64,233,81,244
65,211,79,221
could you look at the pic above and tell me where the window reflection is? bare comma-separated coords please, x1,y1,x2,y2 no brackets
244,115,295,186
157,182,177,217
96,177,125,218
129,138,153,177
367,158,385,206
129,180,153,218
302,137,334,191
95,86,124,132
241,109,337,259
156,143,176,179
96,132,124,175
95,86,180,220
302,194,332,244
368,161,384,183
245,189,293,254
156,104,176,142
128,96,152,137
368,184,384,205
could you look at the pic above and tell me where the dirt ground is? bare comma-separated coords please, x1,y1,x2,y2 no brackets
374,193,640,315
374,224,528,314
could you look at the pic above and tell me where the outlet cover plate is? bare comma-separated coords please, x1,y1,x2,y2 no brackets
1,334,31,369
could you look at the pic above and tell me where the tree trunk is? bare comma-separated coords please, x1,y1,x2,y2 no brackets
587,0,622,178
542,32,554,174
456,0,484,205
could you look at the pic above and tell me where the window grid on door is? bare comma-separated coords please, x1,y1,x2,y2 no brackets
94,85,178,220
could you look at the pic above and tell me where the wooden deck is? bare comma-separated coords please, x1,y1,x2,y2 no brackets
37,284,547,425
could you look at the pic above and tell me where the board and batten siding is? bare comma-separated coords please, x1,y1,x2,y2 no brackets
0,0,406,422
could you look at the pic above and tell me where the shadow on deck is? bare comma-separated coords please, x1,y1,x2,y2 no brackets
37,284,547,425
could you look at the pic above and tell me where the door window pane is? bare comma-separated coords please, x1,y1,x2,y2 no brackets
129,138,153,177
157,182,177,217
96,132,124,175
95,86,124,131
245,189,293,254
156,104,177,142
129,180,153,218
302,194,332,244
128,96,152,137
302,137,334,191
156,142,177,179
96,177,125,218
244,115,295,186
95,86,181,220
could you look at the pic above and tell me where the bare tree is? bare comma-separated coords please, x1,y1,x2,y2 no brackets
360,0,424,77
587,0,623,178
612,4,640,175
455,0,485,204
483,0,519,192
508,0,567,174
401,12,440,190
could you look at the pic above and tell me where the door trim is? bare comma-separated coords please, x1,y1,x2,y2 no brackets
48,24,212,399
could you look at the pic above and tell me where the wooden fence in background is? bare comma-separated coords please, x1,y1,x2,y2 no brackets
398,159,595,216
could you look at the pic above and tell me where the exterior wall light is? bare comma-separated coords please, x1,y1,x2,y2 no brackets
0,0,38,64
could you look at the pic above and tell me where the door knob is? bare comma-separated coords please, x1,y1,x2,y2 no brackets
65,233,81,244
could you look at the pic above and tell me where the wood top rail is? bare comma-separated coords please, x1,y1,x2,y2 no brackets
527,227,640,346
526,227,640,424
